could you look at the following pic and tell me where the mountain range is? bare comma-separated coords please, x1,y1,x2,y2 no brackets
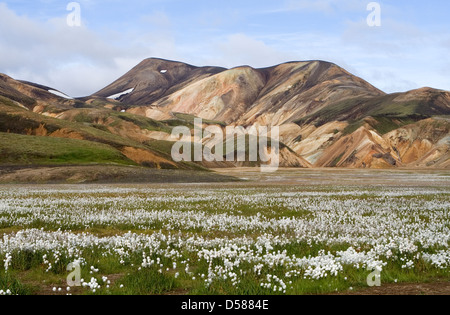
0,57,449,182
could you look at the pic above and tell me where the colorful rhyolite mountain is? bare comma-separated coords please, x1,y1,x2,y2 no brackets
1,58,449,170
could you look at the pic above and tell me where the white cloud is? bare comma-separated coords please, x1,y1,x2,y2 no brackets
0,3,177,96
207,34,291,68
338,18,450,92
0,1,448,99
268,0,365,14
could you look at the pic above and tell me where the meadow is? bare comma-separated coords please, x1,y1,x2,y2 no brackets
0,169,449,295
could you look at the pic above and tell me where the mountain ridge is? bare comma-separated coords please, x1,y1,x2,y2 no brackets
1,57,449,174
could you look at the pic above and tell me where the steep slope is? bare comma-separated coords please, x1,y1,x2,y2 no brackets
0,98,199,170
153,66,267,123
313,118,450,168
0,73,81,113
107,59,385,126
0,132,136,166
93,58,226,105
238,61,384,126
92,58,449,169
296,87,450,127
2,56,449,171
384,118,450,168
314,126,397,168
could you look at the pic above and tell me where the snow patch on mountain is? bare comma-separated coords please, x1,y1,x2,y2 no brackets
107,88,134,100
48,90,73,99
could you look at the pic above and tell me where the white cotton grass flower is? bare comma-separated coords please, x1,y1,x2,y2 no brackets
3,253,12,272
0,289,12,295
0,185,448,295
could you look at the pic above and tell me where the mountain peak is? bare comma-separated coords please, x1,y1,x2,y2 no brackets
92,58,384,111
93,58,226,104
1,57,449,170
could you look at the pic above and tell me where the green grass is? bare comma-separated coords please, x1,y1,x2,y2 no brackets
295,92,445,128
0,85,37,109
0,103,143,149
113,112,173,133
368,116,418,135
68,108,175,133
0,101,212,171
105,268,177,295
339,115,430,137
330,152,345,167
0,132,136,166
342,120,364,136
0,271,34,295
172,112,227,127
73,111,96,124
4,240,448,296
0,184,448,295
0,111,60,135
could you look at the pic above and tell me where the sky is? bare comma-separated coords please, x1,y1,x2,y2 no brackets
0,0,449,97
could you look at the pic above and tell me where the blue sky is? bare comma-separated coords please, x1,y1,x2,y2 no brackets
0,0,449,96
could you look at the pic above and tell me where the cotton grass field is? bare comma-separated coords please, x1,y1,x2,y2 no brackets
0,169,449,295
